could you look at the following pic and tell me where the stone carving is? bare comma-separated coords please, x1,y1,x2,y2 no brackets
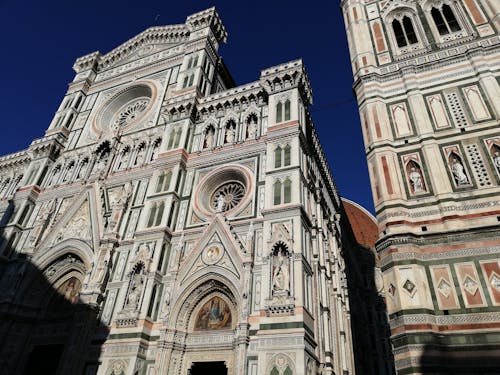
246,115,258,139
134,145,146,166
408,164,425,194
204,126,215,148
451,157,469,186
437,278,452,298
272,249,290,293
29,199,57,246
225,124,235,144
266,353,295,375
124,265,145,310
493,151,500,173
202,244,224,265
117,148,130,170
62,163,75,182
55,201,91,243
216,194,225,213
108,182,132,233
77,159,89,180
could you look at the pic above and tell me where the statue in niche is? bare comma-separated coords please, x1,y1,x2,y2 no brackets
94,151,109,175
204,127,215,149
62,163,75,182
125,269,144,310
77,159,88,180
246,115,257,139
451,157,469,186
194,296,231,331
150,141,161,161
118,148,130,170
408,165,425,193
49,166,61,186
134,146,146,166
272,244,290,293
493,150,500,172
225,124,235,144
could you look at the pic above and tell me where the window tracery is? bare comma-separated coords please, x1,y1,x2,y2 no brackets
147,201,165,227
274,144,292,168
155,171,172,193
167,127,182,150
273,177,292,205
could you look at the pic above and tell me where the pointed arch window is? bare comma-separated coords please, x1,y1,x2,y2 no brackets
283,145,291,166
146,201,165,228
155,171,172,193
392,16,418,47
283,178,292,203
274,144,292,168
432,4,461,35
188,74,195,87
273,177,292,205
276,102,283,123
284,99,291,121
274,146,283,168
183,76,189,88
273,180,282,205
167,128,182,150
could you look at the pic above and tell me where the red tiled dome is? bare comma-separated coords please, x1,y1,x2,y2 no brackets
342,198,378,249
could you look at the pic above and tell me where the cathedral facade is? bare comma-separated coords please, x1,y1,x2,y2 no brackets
0,8,381,375
342,0,500,373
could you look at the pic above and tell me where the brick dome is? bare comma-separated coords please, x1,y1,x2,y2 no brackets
342,198,378,249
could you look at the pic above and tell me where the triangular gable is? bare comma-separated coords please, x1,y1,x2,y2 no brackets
37,184,102,252
98,25,189,70
178,215,246,284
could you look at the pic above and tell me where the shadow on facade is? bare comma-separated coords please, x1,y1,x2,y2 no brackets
339,212,396,375
0,240,108,375
419,340,500,375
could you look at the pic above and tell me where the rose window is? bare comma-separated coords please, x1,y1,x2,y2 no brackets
211,181,245,212
94,83,155,134
113,98,150,128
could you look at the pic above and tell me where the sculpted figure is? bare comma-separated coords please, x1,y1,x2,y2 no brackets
493,151,500,172
135,147,146,166
273,251,290,292
247,118,257,139
451,158,469,185
409,167,424,193
77,159,88,180
216,194,225,213
204,128,215,148
225,126,235,144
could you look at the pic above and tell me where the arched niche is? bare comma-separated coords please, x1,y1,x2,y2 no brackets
169,278,239,333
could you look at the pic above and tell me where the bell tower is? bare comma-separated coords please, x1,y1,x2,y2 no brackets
342,0,500,373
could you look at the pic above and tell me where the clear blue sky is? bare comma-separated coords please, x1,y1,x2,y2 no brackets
0,0,374,213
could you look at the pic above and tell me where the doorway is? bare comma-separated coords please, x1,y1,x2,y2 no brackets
23,344,64,375
190,361,228,375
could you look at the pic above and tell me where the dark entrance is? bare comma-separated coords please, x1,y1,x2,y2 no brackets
191,361,228,375
23,344,64,375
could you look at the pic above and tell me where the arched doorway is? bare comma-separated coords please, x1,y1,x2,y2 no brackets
159,278,245,375
190,361,228,375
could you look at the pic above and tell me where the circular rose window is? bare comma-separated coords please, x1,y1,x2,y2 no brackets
112,98,150,128
211,181,246,212
193,165,253,218
93,83,156,134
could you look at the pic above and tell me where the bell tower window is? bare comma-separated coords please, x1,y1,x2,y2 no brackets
392,16,418,47
431,4,461,35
